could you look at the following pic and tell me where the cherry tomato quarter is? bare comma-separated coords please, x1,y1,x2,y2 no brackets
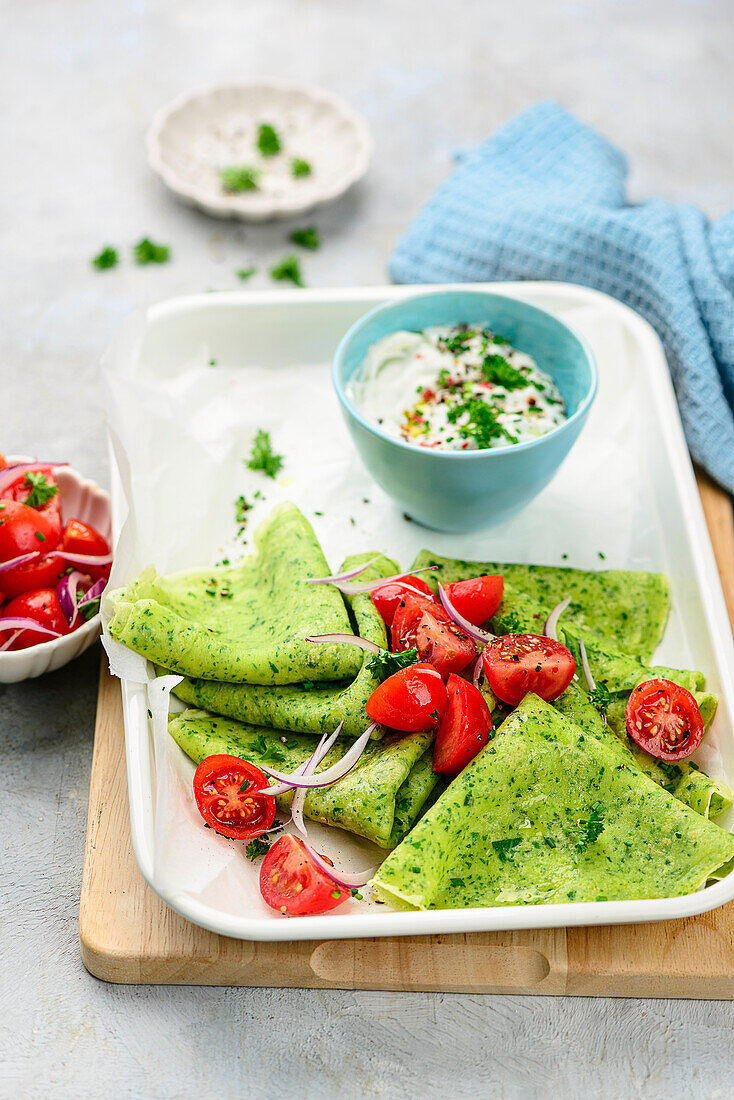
61,519,111,580
370,577,436,629
482,633,576,706
366,661,448,732
390,592,452,651
625,678,705,762
193,755,275,840
433,673,493,776
445,574,504,626
259,835,349,915
0,588,70,649
414,610,476,678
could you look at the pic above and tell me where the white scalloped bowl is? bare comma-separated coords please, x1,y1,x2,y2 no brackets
0,459,111,684
146,81,373,221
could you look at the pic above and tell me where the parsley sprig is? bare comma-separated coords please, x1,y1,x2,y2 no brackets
257,123,281,157
291,158,312,178
92,246,118,270
588,679,612,719
481,354,526,390
247,430,284,479
133,237,170,265
290,226,320,251
447,398,517,449
368,647,419,681
23,472,59,509
245,836,273,860
573,802,605,851
269,254,304,287
220,165,261,193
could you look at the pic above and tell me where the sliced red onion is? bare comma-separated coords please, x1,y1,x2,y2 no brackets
0,551,40,575
56,570,90,628
307,565,438,596
472,652,484,689
0,617,62,640
544,597,572,641
304,558,378,586
78,576,107,606
290,725,343,834
260,722,376,791
0,461,68,494
50,550,113,566
306,632,382,655
437,583,495,645
264,726,343,799
578,636,606,727
302,841,377,890
0,630,21,652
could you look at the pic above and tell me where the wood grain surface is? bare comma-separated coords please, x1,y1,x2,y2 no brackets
79,471,734,993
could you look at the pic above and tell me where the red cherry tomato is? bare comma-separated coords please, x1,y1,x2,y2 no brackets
193,755,276,840
445,574,504,626
366,661,448,732
390,592,452,651
0,500,64,598
414,610,477,678
625,678,705,761
433,673,493,776
370,577,436,629
61,519,111,581
260,834,349,916
0,587,70,649
482,633,576,706
0,454,6,471
1,467,63,540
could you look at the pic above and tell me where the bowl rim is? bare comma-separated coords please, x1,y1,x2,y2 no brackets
0,458,109,664
332,288,599,460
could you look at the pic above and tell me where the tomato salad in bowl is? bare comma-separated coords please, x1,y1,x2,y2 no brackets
0,454,112,681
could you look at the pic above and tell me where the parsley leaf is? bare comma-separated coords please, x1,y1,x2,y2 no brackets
257,123,281,156
246,734,286,763
236,266,257,281
290,226,320,251
92,246,118,270
23,472,59,509
447,398,517,448
269,254,304,287
245,837,273,860
588,679,612,718
247,430,284,479
235,494,252,523
574,802,605,851
291,157,312,178
481,354,526,390
219,165,261,193
133,237,170,265
368,648,419,681
491,837,522,863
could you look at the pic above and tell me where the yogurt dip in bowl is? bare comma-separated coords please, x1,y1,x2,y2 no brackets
333,288,597,532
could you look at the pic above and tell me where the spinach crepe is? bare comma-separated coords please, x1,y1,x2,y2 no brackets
371,694,734,910
169,708,440,848
168,553,397,739
411,550,669,661
108,503,362,685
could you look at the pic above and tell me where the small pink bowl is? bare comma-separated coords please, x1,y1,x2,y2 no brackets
0,457,111,683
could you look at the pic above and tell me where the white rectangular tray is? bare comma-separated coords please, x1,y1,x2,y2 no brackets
108,281,734,941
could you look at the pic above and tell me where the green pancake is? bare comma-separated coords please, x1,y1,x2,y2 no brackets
168,708,439,849
168,553,397,739
411,550,669,661
371,694,734,910
108,503,362,685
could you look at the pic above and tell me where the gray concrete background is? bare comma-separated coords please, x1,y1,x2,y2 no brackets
3,1,734,1097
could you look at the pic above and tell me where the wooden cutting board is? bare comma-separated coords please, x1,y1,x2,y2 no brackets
79,472,734,994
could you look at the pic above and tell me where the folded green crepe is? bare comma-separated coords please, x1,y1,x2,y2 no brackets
168,708,440,848
168,553,396,739
108,503,362,685
411,550,669,661
491,585,727,818
371,693,734,910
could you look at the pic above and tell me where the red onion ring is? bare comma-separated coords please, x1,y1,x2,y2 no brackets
437,583,495,645
0,462,68,494
0,551,41,574
0,617,63,640
259,722,376,792
544,597,572,641
307,565,438,596
472,652,484,689
50,550,113,566
290,726,343,835
56,570,91,628
302,841,377,890
78,576,107,606
306,632,382,655
304,558,378,586
0,631,21,652
265,725,343,799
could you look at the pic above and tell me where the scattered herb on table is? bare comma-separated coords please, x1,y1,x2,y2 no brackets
220,165,261,193
236,266,257,281
247,430,284,479
133,237,170,265
290,226,320,251
23,473,59,509
235,494,253,524
257,123,281,157
291,157,312,178
269,254,304,287
92,246,118,271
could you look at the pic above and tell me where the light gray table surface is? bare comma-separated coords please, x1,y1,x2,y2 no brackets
3,1,734,1097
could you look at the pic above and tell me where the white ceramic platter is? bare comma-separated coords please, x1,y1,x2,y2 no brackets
147,82,372,221
106,282,734,941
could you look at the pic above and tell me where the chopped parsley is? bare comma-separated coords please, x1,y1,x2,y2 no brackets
269,254,304,287
447,398,517,448
245,837,273,860
92,246,118,270
331,889,341,899
497,610,523,633
133,237,170,265
247,734,286,762
588,679,612,719
290,226,320,250
236,266,257,281
368,647,419,681
34,530,46,542
350,889,363,900
480,354,526,390
219,165,261,193
573,802,605,851
23,472,59,509
247,430,284,479
291,157,312,178
491,837,522,863
235,494,252,523
78,595,101,621
257,123,281,156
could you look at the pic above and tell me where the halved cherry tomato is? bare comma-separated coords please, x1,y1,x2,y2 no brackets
482,633,576,706
433,673,493,776
625,678,705,761
371,576,436,629
193,755,276,840
0,588,70,649
366,661,448,731
1,467,63,540
391,592,452,651
0,500,64,598
260,834,349,915
61,519,111,581
415,610,476,678
446,574,504,626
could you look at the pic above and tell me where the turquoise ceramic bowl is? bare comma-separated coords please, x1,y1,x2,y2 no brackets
332,289,598,532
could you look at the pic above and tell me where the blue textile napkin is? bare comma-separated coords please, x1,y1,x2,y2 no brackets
390,101,734,494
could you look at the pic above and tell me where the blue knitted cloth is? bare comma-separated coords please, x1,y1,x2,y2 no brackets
390,102,734,493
